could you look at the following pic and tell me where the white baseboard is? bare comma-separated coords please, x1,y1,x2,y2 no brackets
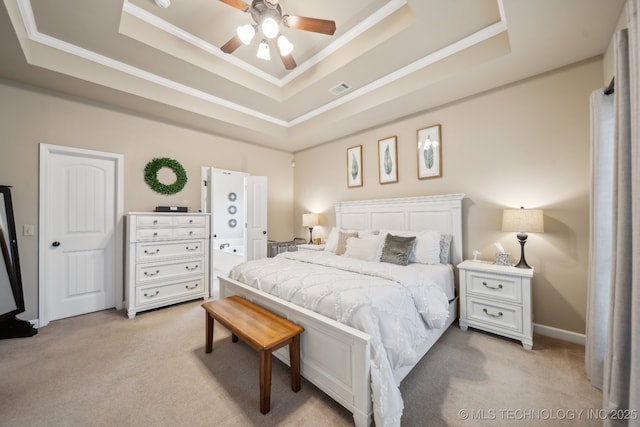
533,323,585,346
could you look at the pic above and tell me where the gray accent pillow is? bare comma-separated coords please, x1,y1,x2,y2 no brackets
381,234,416,266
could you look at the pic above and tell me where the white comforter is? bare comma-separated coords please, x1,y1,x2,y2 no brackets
228,250,451,427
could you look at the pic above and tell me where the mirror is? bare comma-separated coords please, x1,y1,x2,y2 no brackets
0,185,37,339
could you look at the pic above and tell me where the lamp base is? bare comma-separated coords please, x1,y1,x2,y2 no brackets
514,232,532,269
308,227,313,244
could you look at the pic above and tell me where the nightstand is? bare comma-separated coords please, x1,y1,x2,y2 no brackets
297,243,325,251
457,260,533,350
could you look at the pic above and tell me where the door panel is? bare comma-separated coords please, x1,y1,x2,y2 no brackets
247,176,267,261
40,145,123,324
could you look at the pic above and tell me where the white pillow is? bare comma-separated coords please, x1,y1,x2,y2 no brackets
413,230,442,264
379,229,441,264
343,235,385,262
324,227,339,252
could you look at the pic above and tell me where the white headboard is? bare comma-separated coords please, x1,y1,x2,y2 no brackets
335,193,465,266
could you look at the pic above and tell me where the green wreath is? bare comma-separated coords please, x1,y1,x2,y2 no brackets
144,157,188,195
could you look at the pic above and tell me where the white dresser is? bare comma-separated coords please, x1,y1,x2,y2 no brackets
125,212,211,318
457,260,533,350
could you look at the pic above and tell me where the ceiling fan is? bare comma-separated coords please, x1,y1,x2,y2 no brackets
218,0,337,70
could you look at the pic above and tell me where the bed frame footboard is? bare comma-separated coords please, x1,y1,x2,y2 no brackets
219,276,374,427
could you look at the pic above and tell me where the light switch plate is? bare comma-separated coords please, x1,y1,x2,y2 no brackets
23,224,35,236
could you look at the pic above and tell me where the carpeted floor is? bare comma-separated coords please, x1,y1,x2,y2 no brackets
0,299,601,426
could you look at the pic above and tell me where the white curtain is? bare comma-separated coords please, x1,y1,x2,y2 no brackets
586,89,614,389
588,1,640,425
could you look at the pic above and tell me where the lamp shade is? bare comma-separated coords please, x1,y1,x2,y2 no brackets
256,40,271,60
502,208,544,233
237,24,256,45
302,213,319,227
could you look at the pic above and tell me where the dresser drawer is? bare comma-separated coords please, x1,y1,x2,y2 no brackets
173,227,207,239
174,216,206,227
136,240,205,262
136,228,172,241
136,277,204,306
467,271,522,303
136,215,173,227
136,258,204,284
466,297,522,333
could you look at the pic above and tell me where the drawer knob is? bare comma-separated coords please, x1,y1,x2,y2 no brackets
153,220,158,224
189,231,193,235
144,290,160,298
482,281,503,290
483,308,503,318
144,270,160,277
153,232,158,236
185,283,199,290
144,249,160,255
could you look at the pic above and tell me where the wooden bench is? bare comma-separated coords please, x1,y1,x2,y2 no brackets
202,296,304,414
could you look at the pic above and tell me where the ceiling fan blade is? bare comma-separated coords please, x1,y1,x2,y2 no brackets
218,0,250,12
221,35,242,53
282,15,336,35
279,52,297,70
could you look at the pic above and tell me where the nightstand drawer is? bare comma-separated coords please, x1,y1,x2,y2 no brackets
468,271,522,303
467,297,522,333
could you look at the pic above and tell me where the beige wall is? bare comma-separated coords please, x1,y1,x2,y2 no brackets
0,81,294,320
294,58,603,334
0,56,604,334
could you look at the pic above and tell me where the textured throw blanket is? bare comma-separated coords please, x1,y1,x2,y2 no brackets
229,250,450,427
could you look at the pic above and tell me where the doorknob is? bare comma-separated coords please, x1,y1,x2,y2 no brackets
52,241,61,247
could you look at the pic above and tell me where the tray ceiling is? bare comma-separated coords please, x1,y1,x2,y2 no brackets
0,0,626,151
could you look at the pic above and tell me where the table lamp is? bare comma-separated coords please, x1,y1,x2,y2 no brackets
501,207,544,268
302,213,319,244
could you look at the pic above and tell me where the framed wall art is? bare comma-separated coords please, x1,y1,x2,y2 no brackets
378,136,398,184
417,124,442,179
346,145,363,188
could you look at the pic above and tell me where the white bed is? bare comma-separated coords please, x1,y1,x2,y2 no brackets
218,193,464,427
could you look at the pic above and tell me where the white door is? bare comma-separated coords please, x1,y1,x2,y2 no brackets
39,144,124,326
246,176,267,261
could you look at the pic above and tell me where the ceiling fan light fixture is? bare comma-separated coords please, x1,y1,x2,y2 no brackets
277,35,293,56
256,39,271,60
237,24,256,45
261,16,280,39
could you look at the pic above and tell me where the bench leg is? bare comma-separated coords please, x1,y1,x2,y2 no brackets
289,335,301,392
259,350,272,414
205,312,214,353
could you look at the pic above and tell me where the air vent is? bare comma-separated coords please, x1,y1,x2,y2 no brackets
328,82,352,95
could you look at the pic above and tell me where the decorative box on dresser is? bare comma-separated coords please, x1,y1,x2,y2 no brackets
457,260,534,350
125,213,211,318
